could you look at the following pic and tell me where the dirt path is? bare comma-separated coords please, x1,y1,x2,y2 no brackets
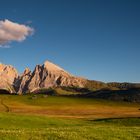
0,99,10,112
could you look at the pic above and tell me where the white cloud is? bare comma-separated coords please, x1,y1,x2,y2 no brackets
0,19,34,47
0,45,11,48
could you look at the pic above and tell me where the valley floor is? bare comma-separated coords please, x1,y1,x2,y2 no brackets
0,94,140,140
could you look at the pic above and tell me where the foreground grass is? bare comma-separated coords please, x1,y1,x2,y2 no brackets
0,94,139,139
0,113,139,140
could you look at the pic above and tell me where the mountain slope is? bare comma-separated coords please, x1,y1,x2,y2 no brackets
16,61,87,93
82,88,140,102
0,60,140,99
0,63,18,93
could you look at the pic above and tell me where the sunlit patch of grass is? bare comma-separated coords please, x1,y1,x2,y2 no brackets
0,94,139,119
0,113,139,140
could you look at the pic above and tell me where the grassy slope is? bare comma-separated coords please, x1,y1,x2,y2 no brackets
0,94,140,140
0,113,140,140
3,94,140,119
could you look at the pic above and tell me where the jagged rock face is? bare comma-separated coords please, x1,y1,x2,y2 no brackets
16,68,32,93
0,63,18,93
0,61,87,94
18,61,87,93
0,61,140,94
26,65,48,92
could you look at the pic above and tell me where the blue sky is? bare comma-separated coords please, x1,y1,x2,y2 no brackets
0,0,140,82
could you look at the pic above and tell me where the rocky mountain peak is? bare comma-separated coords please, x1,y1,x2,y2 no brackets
0,63,5,72
44,61,67,73
0,63,19,93
0,60,87,94
23,68,31,75
0,64,18,78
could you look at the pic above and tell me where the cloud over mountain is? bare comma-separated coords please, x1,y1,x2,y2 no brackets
0,19,34,47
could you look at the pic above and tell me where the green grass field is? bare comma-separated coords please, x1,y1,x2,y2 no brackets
0,94,140,140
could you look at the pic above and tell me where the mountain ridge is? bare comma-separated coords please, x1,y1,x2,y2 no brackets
0,60,140,95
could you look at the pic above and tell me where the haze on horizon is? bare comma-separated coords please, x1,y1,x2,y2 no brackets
0,0,140,83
